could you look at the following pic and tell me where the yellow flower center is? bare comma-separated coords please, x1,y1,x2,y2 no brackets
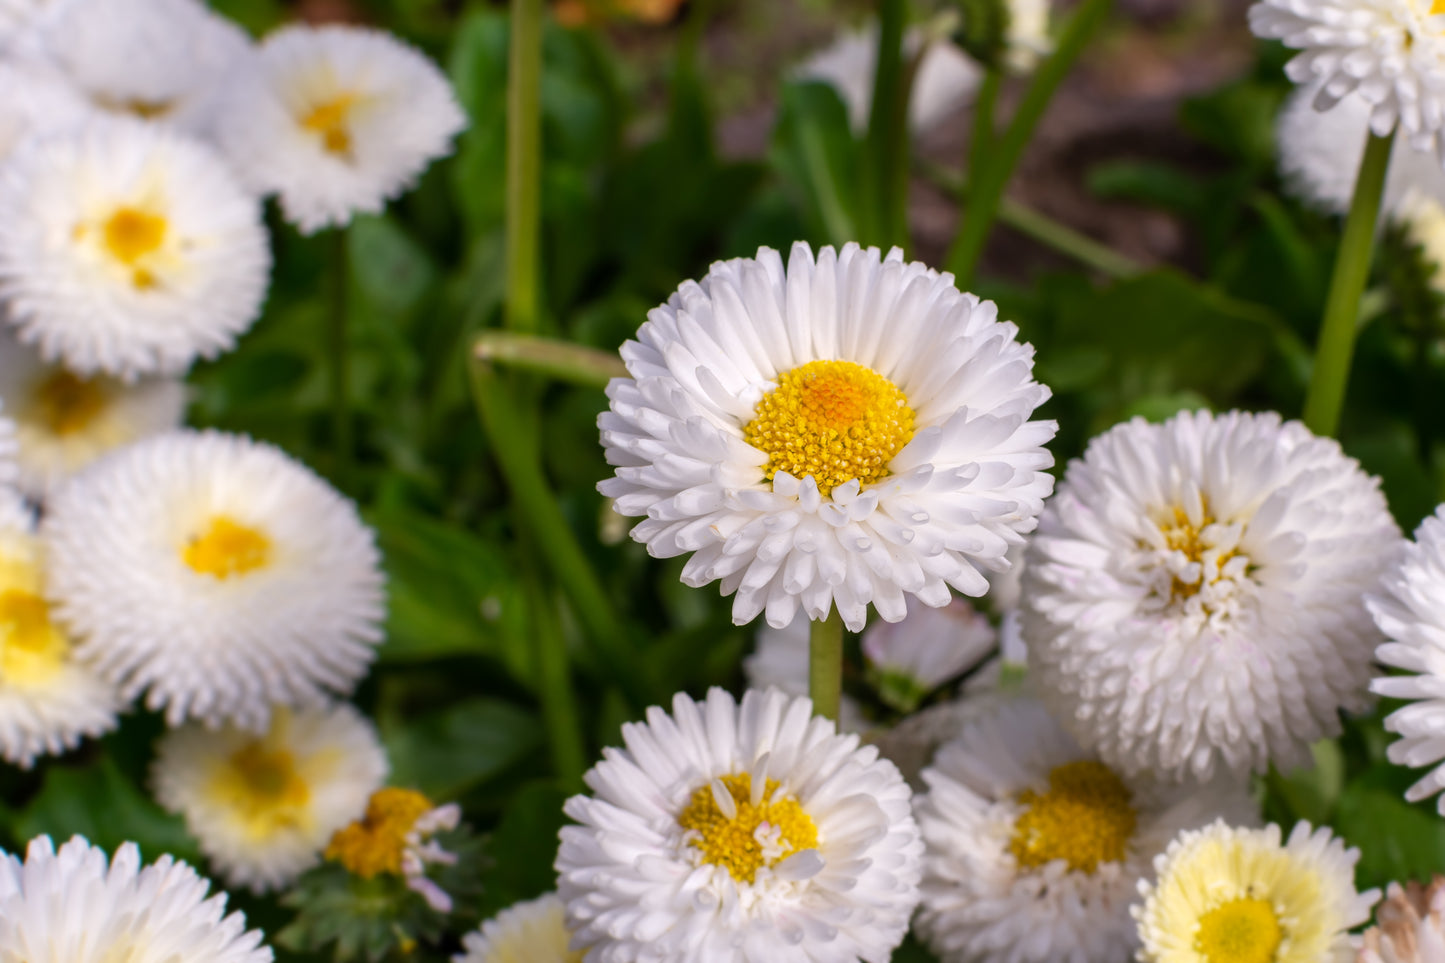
29,371,108,436
326,787,435,878
676,773,818,884
1153,499,1241,604
1008,760,1136,874
742,359,915,497
1431,0,1445,15
183,516,273,580
1194,897,1283,963
206,741,312,840
0,589,69,687
102,206,167,290
302,93,362,157
93,94,175,120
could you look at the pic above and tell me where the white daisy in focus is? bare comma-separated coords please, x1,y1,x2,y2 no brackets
1359,876,1445,963
914,697,1256,963
744,616,869,731
863,593,995,711
456,894,581,963
216,24,466,234
0,502,120,767
555,687,923,963
0,331,185,498
152,703,387,893
1134,820,1377,963
0,834,274,963
599,241,1056,632
0,62,91,164
1249,0,1445,160
1022,409,1399,782
42,429,386,729
0,117,271,379
325,787,462,913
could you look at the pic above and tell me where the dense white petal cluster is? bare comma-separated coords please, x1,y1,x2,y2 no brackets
152,704,387,893
0,117,271,379
42,429,386,729
455,893,582,963
862,593,996,696
914,697,1255,963
1022,409,1400,781
216,24,466,234
600,242,1056,632
0,835,274,963
0,61,91,164
1359,876,1445,963
556,687,923,963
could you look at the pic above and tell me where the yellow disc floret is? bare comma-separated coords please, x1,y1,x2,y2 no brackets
29,371,109,437
743,359,915,497
1194,897,1283,963
1008,760,1136,874
1152,497,1242,606
326,787,434,878
206,740,312,840
100,205,168,290
183,516,273,580
676,773,818,884
302,93,362,157
0,589,70,688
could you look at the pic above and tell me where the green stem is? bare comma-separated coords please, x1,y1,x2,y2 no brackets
945,0,1113,286
968,68,1000,185
861,0,907,248
507,0,544,334
328,227,352,488
523,550,586,790
1303,129,1396,438
809,612,844,722
475,331,627,388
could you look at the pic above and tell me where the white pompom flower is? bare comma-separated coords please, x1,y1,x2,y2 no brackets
1359,876,1445,963
914,697,1256,963
555,687,923,963
152,703,387,893
1134,820,1378,963
41,429,386,730
1022,409,1400,782
0,61,92,164
599,242,1056,632
454,893,581,963
215,24,466,234
0,116,271,379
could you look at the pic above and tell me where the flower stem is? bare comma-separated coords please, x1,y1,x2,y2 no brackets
968,68,1001,185
809,612,844,722
861,0,908,248
523,547,587,790
327,226,352,489
1302,129,1396,438
507,0,543,335
474,331,627,388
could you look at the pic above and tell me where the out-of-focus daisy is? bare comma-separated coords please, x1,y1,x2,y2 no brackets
0,62,91,164
455,893,581,963
1359,876,1445,963
0,0,46,46
914,697,1255,963
0,117,271,379
863,594,995,711
42,429,386,729
1022,409,1399,781
152,703,387,894
326,787,462,913
556,687,923,962
1399,191,1445,297
1134,820,1377,963
999,0,1052,73
0,501,119,767
216,24,466,234
0,835,274,963
0,332,185,498
599,242,1056,632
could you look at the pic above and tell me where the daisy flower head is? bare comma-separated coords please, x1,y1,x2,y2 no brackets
326,787,462,913
41,429,386,729
216,24,466,234
0,835,274,963
914,696,1256,963
0,331,186,498
862,593,996,711
0,61,92,164
1358,876,1445,963
1134,820,1377,963
555,687,924,963
455,894,581,963
0,116,271,380
152,703,387,893
1399,189,1445,297
599,242,1056,632
1021,409,1399,782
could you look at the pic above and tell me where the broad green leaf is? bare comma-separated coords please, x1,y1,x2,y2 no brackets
477,781,571,917
771,81,862,247
381,698,543,800
1334,780,1445,890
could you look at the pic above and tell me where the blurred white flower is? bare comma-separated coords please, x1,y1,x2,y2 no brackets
455,894,581,963
0,61,91,165
1359,876,1445,963
862,594,995,710
1000,0,1052,73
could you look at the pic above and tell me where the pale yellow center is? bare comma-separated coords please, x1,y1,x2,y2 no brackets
301,94,361,157
0,589,69,687
30,371,108,436
183,517,273,579
1194,897,1283,963
1153,499,1239,603
743,360,915,497
326,787,434,878
102,206,167,290
93,94,175,120
676,773,818,884
1008,760,1136,874
206,741,312,840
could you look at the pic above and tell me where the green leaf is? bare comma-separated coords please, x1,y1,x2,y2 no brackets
1334,779,1445,890
890,935,943,962
477,781,571,917
1087,161,1208,216
381,698,543,800
770,81,862,246
1265,740,1345,827
348,215,440,325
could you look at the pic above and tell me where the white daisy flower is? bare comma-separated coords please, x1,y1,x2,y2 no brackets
862,593,995,709
914,697,1256,963
0,834,274,963
42,429,386,730
1001,0,1052,73
215,24,466,234
1022,409,1399,782
599,241,1056,632
152,703,387,894
0,0,47,46
0,331,186,498
1134,820,1378,963
455,894,581,963
325,787,461,913
0,116,272,380
0,502,120,767
1249,0,1445,160
0,61,92,164
1358,876,1445,963
555,687,923,963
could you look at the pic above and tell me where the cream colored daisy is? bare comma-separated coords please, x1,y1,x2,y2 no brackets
152,703,387,893
455,894,581,963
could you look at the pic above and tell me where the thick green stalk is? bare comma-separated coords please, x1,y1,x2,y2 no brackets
945,0,1113,286
968,68,1001,186
474,331,627,389
809,613,844,722
1303,129,1396,438
861,0,908,248
327,227,352,488
507,0,543,334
